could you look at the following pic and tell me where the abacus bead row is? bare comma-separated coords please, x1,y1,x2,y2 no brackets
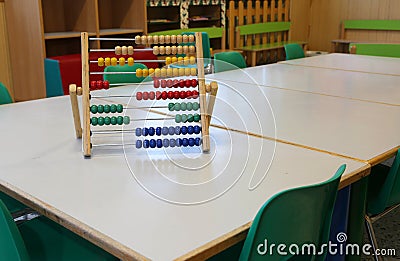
165,56,196,65
153,46,195,56
91,116,130,126
90,80,110,91
154,79,198,88
175,113,200,123
136,68,197,78
136,90,199,100
168,102,200,111
90,104,124,114
136,125,201,137
98,57,135,67
135,34,195,45
136,137,201,149
115,46,134,55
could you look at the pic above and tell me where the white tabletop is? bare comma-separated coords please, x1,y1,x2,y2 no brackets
207,63,400,106
0,95,368,260
279,53,400,76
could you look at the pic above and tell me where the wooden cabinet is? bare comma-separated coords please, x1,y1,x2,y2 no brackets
5,0,146,101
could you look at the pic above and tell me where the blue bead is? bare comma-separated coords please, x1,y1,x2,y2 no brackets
135,128,141,137
136,140,142,149
187,126,194,135
143,140,150,148
162,127,169,135
181,126,188,135
182,138,189,147
194,125,201,134
156,139,163,148
156,127,162,136
142,127,149,136
176,138,182,147
174,126,181,135
195,137,201,146
163,139,169,147
188,138,195,147
168,126,175,135
148,127,155,136
149,139,156,148
169,139,176,147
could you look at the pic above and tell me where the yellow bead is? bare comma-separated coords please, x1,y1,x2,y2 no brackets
135,35,141,45
177,57,183,65
128,46,134,55
189,46,195,54
171,46,177,55
147,36,153,45
167,68,173,77
171,35,177,44
185,68,191,76
149,68,155,76
128,57,134,66
178,68,185,76
188,35,195,42
173,68,179,77
105,57,111,67
165,46,171,55
159,35,165,44
182,34,188,43
153,46,159,55
119,57,126,66
165,35,171,44
176,35,182,44
190,68,197,76
159,46,165,55
143,69,149,77
165,57,172,65
122,46,128,55
98,57,105,67
152,35,159,44
177,46,183,54
115,46,121,55
136,68,143,78
154,68,161,78
161,68,167,78
183,56,189,65
190,56,196,64
111,57,118,66
183,46,189,54
141,35,147,45
172,57,178,64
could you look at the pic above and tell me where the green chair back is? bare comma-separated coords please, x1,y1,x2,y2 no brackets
367,149,400,215
239,165,346,261
214,51,247,73
349,43,400,58
44,59,64,97
103,63,148,84
284,43,305,60
0,200,30,261
0,82,13,105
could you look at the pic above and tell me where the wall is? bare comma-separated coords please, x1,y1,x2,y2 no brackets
0,0,13,100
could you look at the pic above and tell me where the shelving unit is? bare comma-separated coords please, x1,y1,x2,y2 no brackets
146,5,180,33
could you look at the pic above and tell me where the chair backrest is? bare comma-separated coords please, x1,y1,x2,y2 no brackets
0,200,30,261
44,58,64,97
349,43,400,58
0,82,13,105
343,20,400,31
239,165,346,261
103,63,148,84
214,51,247,73
284,43,305,60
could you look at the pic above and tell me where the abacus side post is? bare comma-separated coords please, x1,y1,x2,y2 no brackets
207,82,218,126
69,84,82,138
81,32,91,157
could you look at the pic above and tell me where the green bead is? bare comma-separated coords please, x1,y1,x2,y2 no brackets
97,105,104,113
97,116,105,126
123,116,130,125
186,102,193,111
116,104,123,113
110,116,117,125
174,103,181,111
90,105,98,114
187,114,194,122
117,116,124,125
104,116,111,125
194,114,200,122
180,102,187,111
181,114,188,123
104,104,111,113
110,104,117,113
192,102,199,111
91,117,98,126
168,103,175,111
175,114,182,123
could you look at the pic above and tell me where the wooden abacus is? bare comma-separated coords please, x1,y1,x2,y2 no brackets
69,32,218,157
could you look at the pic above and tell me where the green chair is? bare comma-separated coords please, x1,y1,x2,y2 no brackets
44,58,64,97
365,149,400,259
284,43,305,60
0,82,13,104
209,164,346,261
0,199,118,261
349,43,400,58
103,63,148,84
213,51,247,73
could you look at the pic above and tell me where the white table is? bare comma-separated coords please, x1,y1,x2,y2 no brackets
0,95,369,260
207,63,400,106
280,53,400,76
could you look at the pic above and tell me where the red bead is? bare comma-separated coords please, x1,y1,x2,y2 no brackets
136,92,143,100
103,80,110,90
142,91,149,100
179,79,185,88
172,79,179,88
161,91,168,100
166,79,173,88
174,91,180,99
96,80,103,90
156,91,162,100
185,79,191,87
186,90,193,98
167,91,174,99
179,91,186,99
153,79,160,88
192,90,199,99
149,91,155,100
161,80,167,88
191,79,198,87
90,81,96,91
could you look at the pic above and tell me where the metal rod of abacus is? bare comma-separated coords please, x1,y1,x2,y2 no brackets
91,129,136,134
90,48,153,52
90,71,137,75
89,60,163,63
91,143,136,147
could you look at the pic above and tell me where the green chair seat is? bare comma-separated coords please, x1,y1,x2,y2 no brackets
284,43,306,60
214,51,247,73
103,63,148,84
